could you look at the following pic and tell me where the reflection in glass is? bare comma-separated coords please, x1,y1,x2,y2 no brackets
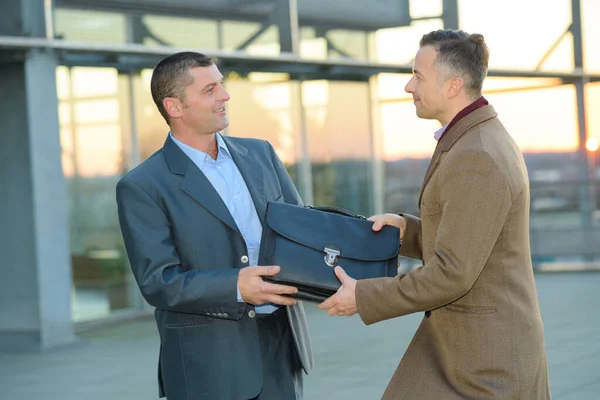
57,67,139,322
137,15,218,49
377,73,412,101
222,22,280,56
133,70,169,162
72,68,119,98
299,27,327,60
225,76,302,184
300,27,368,60
53,8,126,44
303,81,373,215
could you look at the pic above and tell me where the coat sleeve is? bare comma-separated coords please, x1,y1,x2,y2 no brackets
398,213,423,260
116,178,246,320
356,149,513,325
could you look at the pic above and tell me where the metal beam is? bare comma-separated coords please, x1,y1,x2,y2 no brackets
55,0,411,31
273,0,299,54
571,0,592,231
2,36,600,83
442,0,459,30
536,24,571,70
235,22,271,51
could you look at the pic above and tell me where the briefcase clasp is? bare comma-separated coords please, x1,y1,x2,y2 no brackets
323,245,341,267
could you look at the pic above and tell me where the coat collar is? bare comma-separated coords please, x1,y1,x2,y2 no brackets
418,105,498,207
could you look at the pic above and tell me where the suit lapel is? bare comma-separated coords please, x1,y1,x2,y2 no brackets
162,135,242,236
180,167,242,235
223,136,267,225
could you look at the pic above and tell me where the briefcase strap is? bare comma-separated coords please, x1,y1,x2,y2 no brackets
304,205,367,220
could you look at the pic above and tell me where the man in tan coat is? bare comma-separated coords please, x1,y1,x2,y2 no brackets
319,29,551,399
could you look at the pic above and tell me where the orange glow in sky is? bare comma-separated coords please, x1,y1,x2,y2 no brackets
377,0,600,161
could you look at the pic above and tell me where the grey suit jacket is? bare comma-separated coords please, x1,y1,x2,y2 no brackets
116,135,313,400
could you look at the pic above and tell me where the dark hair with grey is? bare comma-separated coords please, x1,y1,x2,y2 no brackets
150,52,214,124
420,29,489,98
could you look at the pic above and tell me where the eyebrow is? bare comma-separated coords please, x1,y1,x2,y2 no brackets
202,82,217,92
202,77,224,92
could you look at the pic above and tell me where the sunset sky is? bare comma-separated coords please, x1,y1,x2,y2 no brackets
374,0,600,160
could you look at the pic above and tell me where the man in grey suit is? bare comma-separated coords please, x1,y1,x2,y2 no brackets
116,52,313,400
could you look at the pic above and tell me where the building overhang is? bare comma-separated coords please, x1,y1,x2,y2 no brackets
1,36,599,83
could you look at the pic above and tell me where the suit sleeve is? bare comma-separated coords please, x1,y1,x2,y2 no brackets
116,178,245,320
267,141,303,206
356,150,513,325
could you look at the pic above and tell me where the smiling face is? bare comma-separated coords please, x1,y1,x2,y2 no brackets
404,45,450,123
164,64,230,136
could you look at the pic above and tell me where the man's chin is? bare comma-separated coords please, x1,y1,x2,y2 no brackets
216,119,230,131
415,109,435,120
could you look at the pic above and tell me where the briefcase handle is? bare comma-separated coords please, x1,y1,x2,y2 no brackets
304,205,367,220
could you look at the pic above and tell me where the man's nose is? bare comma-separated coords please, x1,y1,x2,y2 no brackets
219,86,231,102
405,77,415,93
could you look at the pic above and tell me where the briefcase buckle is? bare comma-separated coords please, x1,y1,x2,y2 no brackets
323,245,341,267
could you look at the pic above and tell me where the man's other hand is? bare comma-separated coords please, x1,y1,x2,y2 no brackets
238,266,298,306
368,213,406,241
318,266,357,316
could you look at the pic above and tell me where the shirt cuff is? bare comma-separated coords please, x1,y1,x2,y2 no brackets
237,283,244,303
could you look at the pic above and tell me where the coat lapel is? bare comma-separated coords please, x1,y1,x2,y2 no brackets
418,105,499,208
162,135,242,236
222,136,267,225
418,143,443,207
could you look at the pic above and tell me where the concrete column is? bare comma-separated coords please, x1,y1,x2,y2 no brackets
0,0,74,351
0,49,74,352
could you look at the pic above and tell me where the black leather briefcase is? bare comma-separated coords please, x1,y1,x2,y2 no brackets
258,201,400,302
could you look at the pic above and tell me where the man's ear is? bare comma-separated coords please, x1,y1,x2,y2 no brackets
446,77,464,99
163,97,183,119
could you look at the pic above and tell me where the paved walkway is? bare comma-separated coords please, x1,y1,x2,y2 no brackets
1,271,599,399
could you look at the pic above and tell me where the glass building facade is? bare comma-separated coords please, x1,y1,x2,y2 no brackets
0,0,599,347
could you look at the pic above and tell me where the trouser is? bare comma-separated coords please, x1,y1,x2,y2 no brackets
253,307,303,400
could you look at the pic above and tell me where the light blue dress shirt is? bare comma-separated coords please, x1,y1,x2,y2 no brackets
170,133,277,314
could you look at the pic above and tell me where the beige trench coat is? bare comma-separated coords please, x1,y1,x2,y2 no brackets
356,106,551,400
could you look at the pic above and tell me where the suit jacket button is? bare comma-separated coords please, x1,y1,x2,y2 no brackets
223,313,228,318
425,311,431,318
241,255,249,263
217,313,223,317
248,310,256,318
